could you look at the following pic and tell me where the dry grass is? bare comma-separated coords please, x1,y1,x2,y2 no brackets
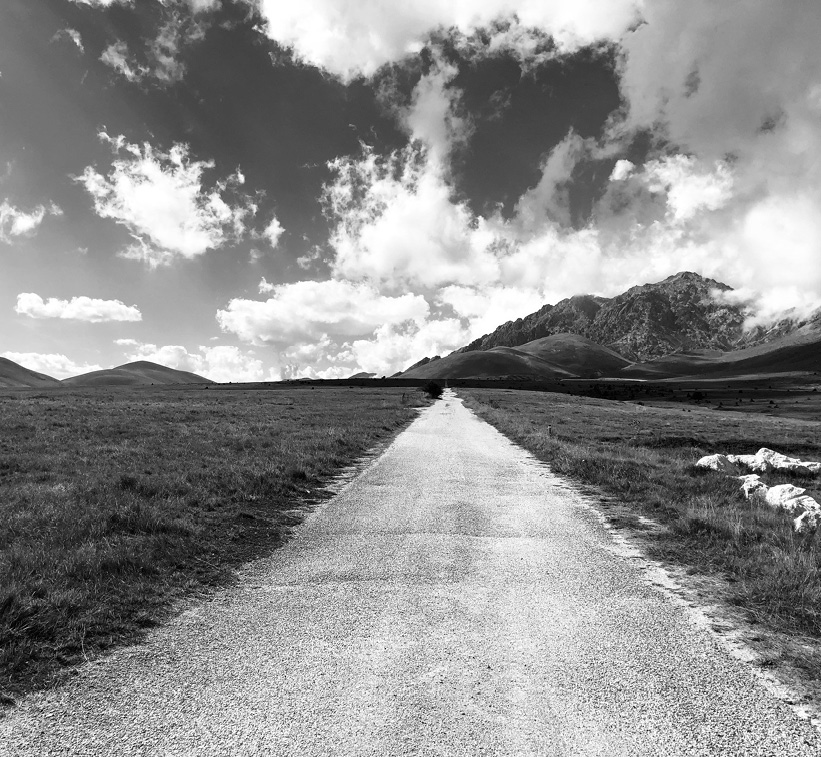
0,385,427,701
461,388,821,677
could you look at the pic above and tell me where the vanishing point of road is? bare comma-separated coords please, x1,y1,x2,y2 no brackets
2,391,819,756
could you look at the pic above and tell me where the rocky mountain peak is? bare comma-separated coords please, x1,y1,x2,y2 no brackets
455,271,776,362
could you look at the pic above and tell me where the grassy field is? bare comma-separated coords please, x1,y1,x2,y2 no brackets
0,385,426,702
461,388,821,680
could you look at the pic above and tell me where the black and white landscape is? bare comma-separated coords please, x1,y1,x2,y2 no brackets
2,1,821,754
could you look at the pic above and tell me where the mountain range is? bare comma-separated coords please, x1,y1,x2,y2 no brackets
3,272,820,387
401,272,821,381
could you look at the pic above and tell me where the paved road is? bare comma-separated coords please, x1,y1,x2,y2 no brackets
2,390,819,756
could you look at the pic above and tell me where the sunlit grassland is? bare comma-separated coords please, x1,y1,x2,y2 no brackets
461,388,821,678
0,385,426,701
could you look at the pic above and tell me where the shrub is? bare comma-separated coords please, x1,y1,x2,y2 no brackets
421,381,444,399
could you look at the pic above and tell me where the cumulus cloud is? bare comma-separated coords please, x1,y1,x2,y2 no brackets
217,279,429,346
76,133,255,265
257,216,284,248
1,352,102,380
609,159,634,182
0,201,62,243
16,294,141,323
16,293,142,322
119,341,266,382
324,144,501,290
217,279,456,378
250,0,640,80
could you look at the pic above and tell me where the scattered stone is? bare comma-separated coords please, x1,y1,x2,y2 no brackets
764,484,808,511
695,454,738,474
727,448,821,475
794,508,821,534
736,480,821,534
738,474,767,499
719,451,821,533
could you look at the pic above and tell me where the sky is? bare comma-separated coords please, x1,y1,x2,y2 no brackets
1,0,820,381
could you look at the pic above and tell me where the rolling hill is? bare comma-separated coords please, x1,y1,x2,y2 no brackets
0,357,61,388
62,361,213,387
512,333,631,377
400,347,576,380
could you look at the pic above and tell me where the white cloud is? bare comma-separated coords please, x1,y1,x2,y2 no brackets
15,293,142,322
437,285,546,335
76,133,255,265
610,159,634,182
119,341,266,382
325,144,500,290
258,277,276,294
217,278,429,347
0,201,61,243
52,28,85,53
641,155,733,222
259,216,284,248
713,286,821,332
251,0,641,81
403,57,470,164
1,352,102,380
100,42,148,82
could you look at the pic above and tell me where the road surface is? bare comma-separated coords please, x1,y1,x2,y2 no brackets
2,390,819,755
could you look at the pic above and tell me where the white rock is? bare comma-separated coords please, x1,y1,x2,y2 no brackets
737,474,768,500
794,507,821,534
756,447,819,475
764,483,808,511
727,453,761,470
728,448,821,476
696,454,739,473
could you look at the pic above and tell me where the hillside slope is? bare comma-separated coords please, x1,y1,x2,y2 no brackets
400,348,576,380
0,357,61,388
514,333,631,377
62,361,212,387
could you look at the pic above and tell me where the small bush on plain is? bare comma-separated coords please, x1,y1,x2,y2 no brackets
421,381,444,399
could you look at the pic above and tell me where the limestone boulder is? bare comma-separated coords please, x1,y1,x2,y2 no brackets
696,454,738,474
764,484,808,511
728,448,821,476
738,474,768,500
